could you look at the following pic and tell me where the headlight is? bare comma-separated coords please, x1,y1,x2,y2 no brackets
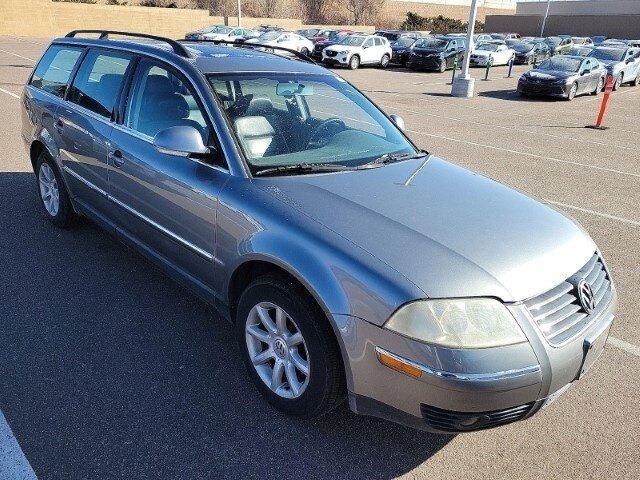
339,50,349,54
384,298,526,349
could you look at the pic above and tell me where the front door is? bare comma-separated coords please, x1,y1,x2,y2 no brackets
108,58,228,294
58,48,133,219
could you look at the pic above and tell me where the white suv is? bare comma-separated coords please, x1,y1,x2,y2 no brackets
323,35,392,69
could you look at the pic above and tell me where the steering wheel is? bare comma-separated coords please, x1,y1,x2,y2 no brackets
306,118,346,149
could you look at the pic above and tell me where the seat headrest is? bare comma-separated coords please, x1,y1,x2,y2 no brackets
157,95,190,119
246,97,274,116
146,75,175,95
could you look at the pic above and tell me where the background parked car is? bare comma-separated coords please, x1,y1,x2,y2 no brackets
311,29,351,44
246,31,314,56
204,27,258,43
311,30,353,60
474,33,493,44
513,41,551,64
470,42,515,66
572,37,594,46
296,28,320,39
567,45,595,57
545,36,573,55
390,36,419,66
490,33,520,40
588,46,640,89
374,30,419,42
323,34,392,69
591,35,607,45
518,55,606,100
407,36,464,72
185,25,227,40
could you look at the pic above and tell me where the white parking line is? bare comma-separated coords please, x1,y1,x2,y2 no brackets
405,128,640,180
0,87,20,99
608,336,640,358
0,48,35,63
0,411,37,480
544,199,640,227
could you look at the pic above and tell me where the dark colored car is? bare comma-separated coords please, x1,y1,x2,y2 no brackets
390,36,418,66
406,37,464,72
311,29,352,44
311,31,354,60
513,41,551,65
518,55,606,100
374,30,419,42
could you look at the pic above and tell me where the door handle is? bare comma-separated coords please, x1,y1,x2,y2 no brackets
110,149,125,168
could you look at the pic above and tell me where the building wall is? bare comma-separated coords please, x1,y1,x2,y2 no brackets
516,0,640,16
382,1,514,24
485,13,640,37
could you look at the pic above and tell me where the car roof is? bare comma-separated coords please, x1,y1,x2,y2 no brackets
53,36,328,75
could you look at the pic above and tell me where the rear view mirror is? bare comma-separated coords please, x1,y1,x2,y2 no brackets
276,81,314,96
153,126,209,157
389,114,405,131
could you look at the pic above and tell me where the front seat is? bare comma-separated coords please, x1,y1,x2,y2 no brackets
234,115,287,159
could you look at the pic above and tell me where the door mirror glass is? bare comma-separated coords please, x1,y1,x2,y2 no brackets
153,126,210,157
389,114,405,131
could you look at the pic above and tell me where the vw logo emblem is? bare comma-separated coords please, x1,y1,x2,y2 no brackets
577,280,596,314
273,339,287,359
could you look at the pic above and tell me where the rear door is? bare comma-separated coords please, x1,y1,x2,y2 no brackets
108,57,228,292
57,48,133,220
361,37,376,63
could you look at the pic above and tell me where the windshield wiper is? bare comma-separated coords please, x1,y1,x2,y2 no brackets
253,163,357,177
360,151,429,168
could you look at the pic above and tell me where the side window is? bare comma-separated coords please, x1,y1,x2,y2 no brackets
374,38,383,46
30,45,83,97
125,60,210,144
68,49,132,117
363,38,374,48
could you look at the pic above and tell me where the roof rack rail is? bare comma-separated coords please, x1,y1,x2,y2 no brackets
177,38,316,64
65,30,192,58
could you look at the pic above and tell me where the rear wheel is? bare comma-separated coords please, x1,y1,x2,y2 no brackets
379,54,390,68
633,73,640,87
349,54,360,70
613,73,622,90
566,82,578,101
236,274,346,417
35,151,78,228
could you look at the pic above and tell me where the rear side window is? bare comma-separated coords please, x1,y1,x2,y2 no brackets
68,49,132,118
30,45,83,97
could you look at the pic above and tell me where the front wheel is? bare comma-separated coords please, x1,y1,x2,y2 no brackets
613,73,622,90
300,47,309,56
35,152,78,228
633,73,640,87
379,54,390,68
236,275,346,417
593,76,605,95
438,60,446,73
349,55,360,70
566,82,578,100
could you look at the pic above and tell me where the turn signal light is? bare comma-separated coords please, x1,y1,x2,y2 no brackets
376,348,422,378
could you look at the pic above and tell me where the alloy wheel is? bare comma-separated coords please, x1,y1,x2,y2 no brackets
245,302,310,399
38,163,60,216
568,82,577,100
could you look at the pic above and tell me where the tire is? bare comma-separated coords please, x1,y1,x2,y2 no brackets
633,73,640,87
566,82,578,101
379,54,390,68
35,151,77,228
300,47,309,56
236,274,346,418
613,73,622,91
519,91,529,97
348,54,360,70
438,60,446,73
593,76,604,95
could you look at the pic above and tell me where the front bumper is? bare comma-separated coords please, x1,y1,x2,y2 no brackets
470,56,491,66
407,56,443,70
338,285,617,433
518,78,572,97
322,53,349,66
514,53,533,64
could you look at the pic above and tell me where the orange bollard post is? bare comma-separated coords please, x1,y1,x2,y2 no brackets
587,75,614,130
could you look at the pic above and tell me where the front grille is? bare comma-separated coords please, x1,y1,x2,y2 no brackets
314,45,323,52
524,252,613,345
421,403,534,432
325,50,337,57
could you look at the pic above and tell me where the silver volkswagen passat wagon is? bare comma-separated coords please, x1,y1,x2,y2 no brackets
22,31,617,432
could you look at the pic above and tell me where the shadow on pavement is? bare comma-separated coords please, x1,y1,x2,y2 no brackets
0,172,452,479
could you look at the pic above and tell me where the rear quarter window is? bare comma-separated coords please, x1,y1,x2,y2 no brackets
30,45,84,97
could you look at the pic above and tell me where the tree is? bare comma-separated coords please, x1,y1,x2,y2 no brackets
346,0,384,25
299,0,326,23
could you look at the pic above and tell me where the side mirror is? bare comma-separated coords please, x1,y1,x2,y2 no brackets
389,114,405,131
153,126,209,157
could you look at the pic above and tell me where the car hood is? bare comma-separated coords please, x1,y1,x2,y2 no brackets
326,45,358,53
412,48,444,55
259,156,595,302
527,69,575,80
391,45,408,52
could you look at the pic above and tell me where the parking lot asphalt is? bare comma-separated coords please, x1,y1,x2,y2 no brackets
0,36,639,479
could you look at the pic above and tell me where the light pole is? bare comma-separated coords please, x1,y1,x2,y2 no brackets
451,0,479,98
540,0,552,37
237,0,242,26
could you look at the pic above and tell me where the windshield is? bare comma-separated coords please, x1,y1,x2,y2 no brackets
589,48,625,61
317,30,334,37
513,43,534,53
339,36,365,46
545,37,561,46
393,37,416,47
537,57,582,72
257,31,281,42
477,43,499,51
414,38,447,50
208,73,416,173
